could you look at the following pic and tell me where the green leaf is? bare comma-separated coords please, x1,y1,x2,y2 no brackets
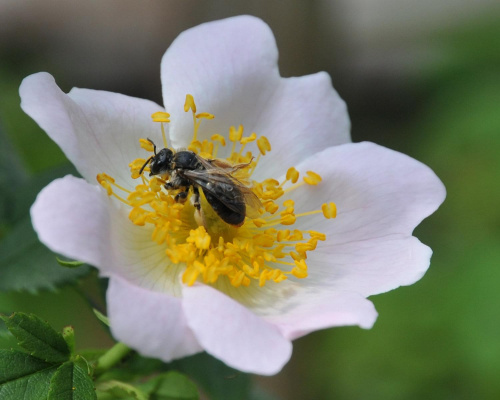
48,361,97,400
0,349,59,399
62,326,76,354
93,309,111,327
0,317,18,350
145,371,199,400
57,258,86,268
96,380,147,400
0,162,91,293
0,215,91,293
1,312,70,363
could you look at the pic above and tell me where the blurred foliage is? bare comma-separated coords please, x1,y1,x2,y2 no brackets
281,14,500,400
0,6,499,400
0,64,91,293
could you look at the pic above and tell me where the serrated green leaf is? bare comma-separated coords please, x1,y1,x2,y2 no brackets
0,216,91,293
93,309,111,327
96,380,147,400
48,361,97,400
1,312,70,363
74,356,93,377
57,258,86,268
0,349,59,399
146,371,199,400
63,326,75,354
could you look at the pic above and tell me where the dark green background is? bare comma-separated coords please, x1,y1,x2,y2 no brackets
1,2,499,399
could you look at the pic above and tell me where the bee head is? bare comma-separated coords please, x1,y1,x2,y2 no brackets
140,146,174,177
149,148,174,176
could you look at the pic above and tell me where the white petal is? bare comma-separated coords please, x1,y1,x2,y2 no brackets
251,72,351,181
308,235,433,296
108,277,202,362
31,176,185,296
283,142,446,296
182,284,292,375
31,175,115,269
161,16,350,174
20,72,162,187
265,291,378,340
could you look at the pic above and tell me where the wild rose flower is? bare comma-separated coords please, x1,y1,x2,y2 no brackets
22,16,445,375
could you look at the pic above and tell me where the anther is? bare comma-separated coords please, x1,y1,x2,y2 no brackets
286,167,299,183
196,112,215,120
257,136,271,155
303,171,322,185
184,94,196,113
321,202,337,219
151,111,171,123
229,125,243,142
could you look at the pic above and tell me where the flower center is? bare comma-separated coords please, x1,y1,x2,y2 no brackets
97,95,336,289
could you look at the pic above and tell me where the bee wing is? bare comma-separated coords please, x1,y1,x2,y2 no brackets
235,185,263,219
182,169,262,219
195,154,252,173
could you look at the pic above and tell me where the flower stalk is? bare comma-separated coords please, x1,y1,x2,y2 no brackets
94,342,132,376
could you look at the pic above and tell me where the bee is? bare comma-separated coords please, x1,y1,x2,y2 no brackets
139,139,262,227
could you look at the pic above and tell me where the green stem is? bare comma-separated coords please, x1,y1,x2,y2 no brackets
94,342,132,375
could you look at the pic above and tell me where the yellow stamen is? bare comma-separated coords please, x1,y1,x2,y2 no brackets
151,111,171,123
97,94,337,290
184,94,196,113
257,136,271,155
139,138,155,152
303,171,322,185
211,134,226,146
229,125,243,142
286,167,299,184
196,112,215,120
322,202,337,219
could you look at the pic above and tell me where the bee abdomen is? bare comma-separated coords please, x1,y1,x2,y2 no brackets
204,191,246,226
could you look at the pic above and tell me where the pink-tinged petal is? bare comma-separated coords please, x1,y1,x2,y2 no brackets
161,16,278,150
265,291,378,340
108,277,202,362
182,284,292,375
20,72,162,187
308,235,432,297
251,72,350,181
282,142,445,296
31,175,186,296
31,175,115,269
161,16,349,172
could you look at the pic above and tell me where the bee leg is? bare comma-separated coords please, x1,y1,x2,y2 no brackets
174,190,189,204
192,187,206,228
191,187,201,211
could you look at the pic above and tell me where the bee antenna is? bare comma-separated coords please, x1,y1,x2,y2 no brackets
139,156,154,175
147,138,157,155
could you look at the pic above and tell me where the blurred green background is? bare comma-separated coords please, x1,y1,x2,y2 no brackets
1,1,499,399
